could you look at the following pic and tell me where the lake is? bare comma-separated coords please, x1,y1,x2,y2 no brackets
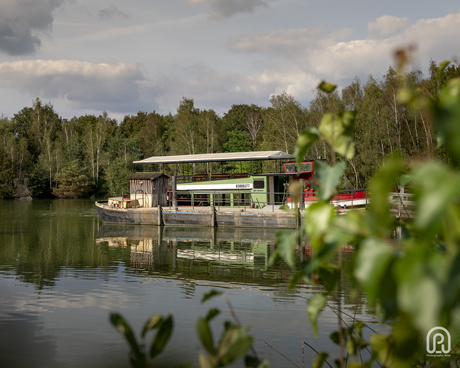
0,199,382,367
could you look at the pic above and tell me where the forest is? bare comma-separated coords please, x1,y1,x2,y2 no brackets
0,60,459,199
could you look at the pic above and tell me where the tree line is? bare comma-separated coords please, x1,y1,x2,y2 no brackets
0,60,458,199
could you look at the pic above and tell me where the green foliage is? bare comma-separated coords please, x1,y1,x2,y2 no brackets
273,68,460,367
0,147,14,198
110,289,267,368
197,290,268,368
53,160,90,198
110,312,174,368
223,130,252,153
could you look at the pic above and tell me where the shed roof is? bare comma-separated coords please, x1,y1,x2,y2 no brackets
127,172,169,180
133,151,294,165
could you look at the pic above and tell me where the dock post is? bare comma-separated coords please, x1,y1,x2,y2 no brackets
211,205,216,227
157,205,162,226
172,176,178,210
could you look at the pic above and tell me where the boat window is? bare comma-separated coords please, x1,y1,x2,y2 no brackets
253,180,265,189
283,162,313,173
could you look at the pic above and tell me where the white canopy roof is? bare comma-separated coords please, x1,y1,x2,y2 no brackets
134,151,294,164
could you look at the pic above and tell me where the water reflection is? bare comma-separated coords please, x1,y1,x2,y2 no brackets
0,200,382,368
96,225,277,278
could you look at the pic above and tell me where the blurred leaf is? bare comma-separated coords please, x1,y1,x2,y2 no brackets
289,270,309,289
434,78,460,166
307,294,327,336
399,174,411,188
275,229,298,269
305,202,335,239
202,289,223,303
198,351,213,368
150,315,173,359
395,248,443,333
205,308,220,323
354,237,393,303
411,162,460,239
110,313,145,364
369,155,403,235
330,331,340,345
319,111,356,159
288,181,303,206
218,327,239,358
369,334,391,364
317,264,339,292
313,352,330,368
221,335,253,365
295,127,321,165
245,355,270,368
318,81,337,94
141,314,163,338
197,317,215,355
314,161,346,201
438,61,450,82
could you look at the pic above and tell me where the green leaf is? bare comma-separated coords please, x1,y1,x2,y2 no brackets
110,313,145,364
313,352,330,368
221,335,254,365
305,201,335,239
317,264,339,292
314,161,346,201
411,162,460,238
150,315,173,359
205,308,220,323
434,78,460,166
295,127,321,165
196,317,215,355
353,237,393,302
307,294,327,336
245,356,270,368
198,351,213,368
318,81,337,94
319,112,356,159
289,270,309,289
275,229,298,269
329,331,340,345
202,289,223,303
141,314,163,338
438,60,450,82
368,155,403,234
399,174,411,187
395,247,444,334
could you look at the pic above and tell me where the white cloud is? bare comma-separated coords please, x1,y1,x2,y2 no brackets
229,28,322,55
0,59,148,112
229,27,352,56
225,11,460,98
368,15,411,38
184,0,268,20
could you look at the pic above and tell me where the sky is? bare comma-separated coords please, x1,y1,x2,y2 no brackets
0,0,459,121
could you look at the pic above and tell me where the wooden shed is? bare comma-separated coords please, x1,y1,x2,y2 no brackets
128,172,169,207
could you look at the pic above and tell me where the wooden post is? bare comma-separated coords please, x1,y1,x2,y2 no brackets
157,205,162,226
269,176,275,207
211,205,216,227
172,176,178,210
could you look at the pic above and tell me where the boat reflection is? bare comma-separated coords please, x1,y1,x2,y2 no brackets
96,225,279,272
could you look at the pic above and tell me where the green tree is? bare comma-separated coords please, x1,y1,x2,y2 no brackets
261,92,307,154
53,160,90,198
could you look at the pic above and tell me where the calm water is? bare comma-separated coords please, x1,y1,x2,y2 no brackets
0,200,382,368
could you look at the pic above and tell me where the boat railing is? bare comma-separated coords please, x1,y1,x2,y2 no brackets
169,188,371,212
176,172,250,183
